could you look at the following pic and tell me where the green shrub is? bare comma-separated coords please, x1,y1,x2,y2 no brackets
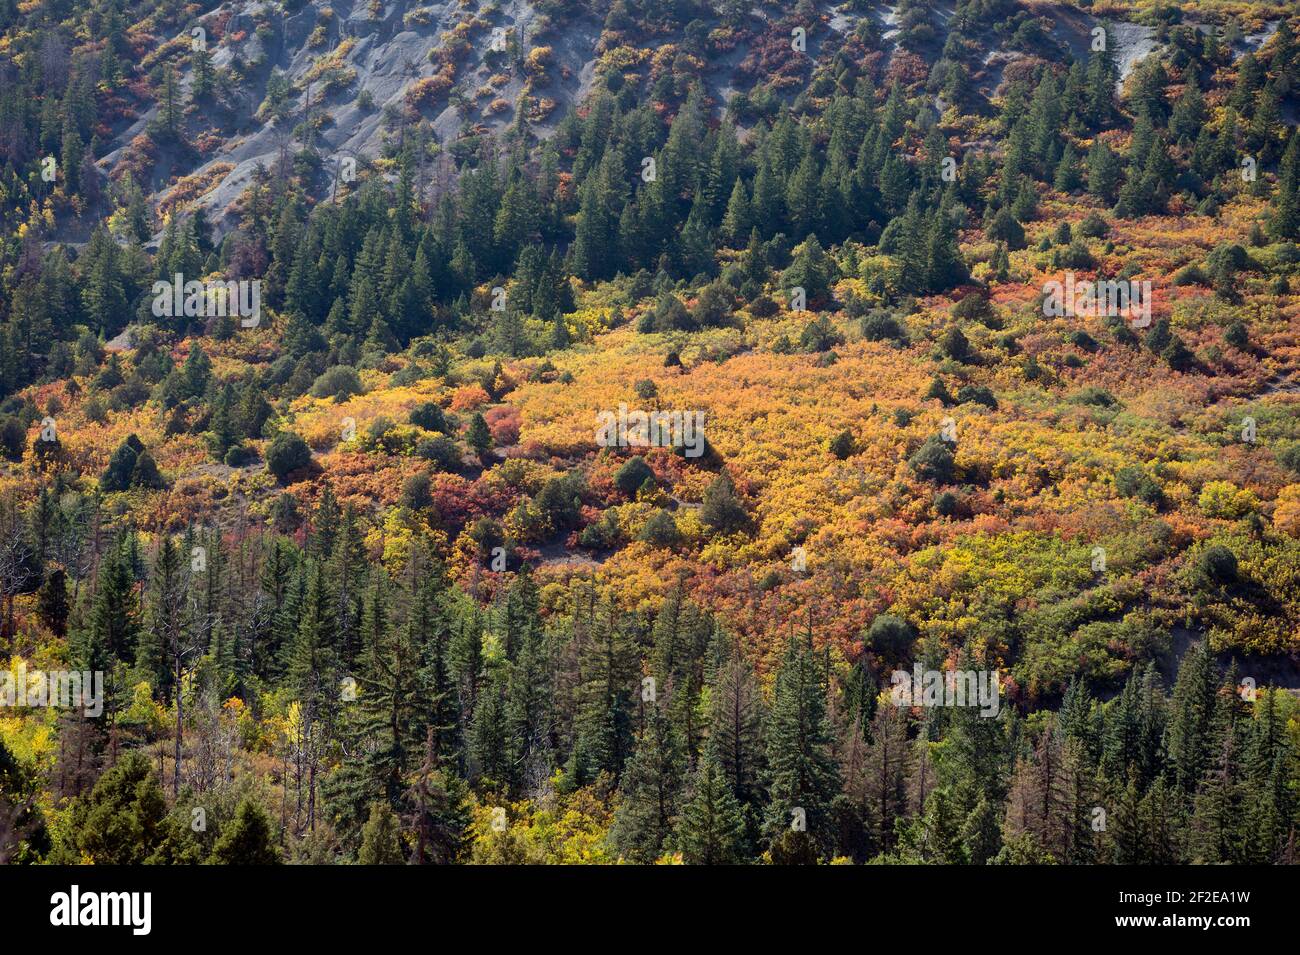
266,432,312,483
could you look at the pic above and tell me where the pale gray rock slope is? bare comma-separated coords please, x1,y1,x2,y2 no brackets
98,0,605,242
85,0,1288,247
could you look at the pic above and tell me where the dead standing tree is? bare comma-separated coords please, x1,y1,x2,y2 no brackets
148,536,202,797
0,497,36,640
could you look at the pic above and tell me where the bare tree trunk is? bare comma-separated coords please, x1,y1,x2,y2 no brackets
173,652,183,797
294,730,303,827
280,748,288,846
307,749,317,832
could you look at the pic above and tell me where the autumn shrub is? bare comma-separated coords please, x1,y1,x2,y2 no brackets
450,384,490,412
405,68,456,109
360,421,422,456
485,405,522,445
525,46,553,76
1198,481,1258,519
1273,485,1300,536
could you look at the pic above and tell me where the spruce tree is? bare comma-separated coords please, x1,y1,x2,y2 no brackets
1269,131,1300,240
469,669,512,790
861,698,910,854
610,702,685,863
210,797,282,864
763,636,841,858
357,801,406,864
51,751,193,864
708,633,765,845
675,748,747,864
1166,641,1218,793
566,593,637,786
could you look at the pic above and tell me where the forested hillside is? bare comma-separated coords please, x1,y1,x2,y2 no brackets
1,0,1299,865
